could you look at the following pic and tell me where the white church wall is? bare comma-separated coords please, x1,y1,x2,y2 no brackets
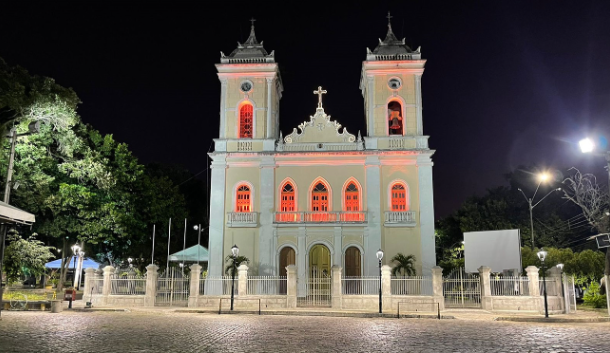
383,227,423,274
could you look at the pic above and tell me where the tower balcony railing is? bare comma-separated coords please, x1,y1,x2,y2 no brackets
274,211,367,224
226,212,258,227
384,211,417,227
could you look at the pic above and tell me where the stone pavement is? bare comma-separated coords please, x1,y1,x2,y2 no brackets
1,310,610,353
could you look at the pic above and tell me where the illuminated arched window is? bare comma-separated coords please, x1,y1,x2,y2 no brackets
311,182,329,212
391,183,407,211
345,183,359,212
236,185,251,212
239,104,253,138
388,101,403,135
281,183,295,212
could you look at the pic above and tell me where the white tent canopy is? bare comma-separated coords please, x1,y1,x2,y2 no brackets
168,245,209,262
0,201,35,225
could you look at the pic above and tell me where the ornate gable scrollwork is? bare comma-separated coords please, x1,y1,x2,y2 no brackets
284,108,356,144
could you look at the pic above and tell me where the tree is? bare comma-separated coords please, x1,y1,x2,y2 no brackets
390,253,416,277
2,231,55,284
224,255,250,275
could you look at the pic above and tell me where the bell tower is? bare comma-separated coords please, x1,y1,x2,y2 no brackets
215,19,283,152
360,13,426,149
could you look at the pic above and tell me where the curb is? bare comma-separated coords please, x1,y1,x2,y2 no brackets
70,308,129,312
495,317,610,323
174,309,455,320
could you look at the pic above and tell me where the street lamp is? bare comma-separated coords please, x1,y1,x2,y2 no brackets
376,249,384,314
76,250,84,290
537,249,549,318
69,244,81,309
230,244,239,311
518,173,561,249
193,224,207,266
579,137,610,315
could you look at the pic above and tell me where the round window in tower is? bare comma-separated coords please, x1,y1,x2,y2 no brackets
388,77,402,90
240,80,253,93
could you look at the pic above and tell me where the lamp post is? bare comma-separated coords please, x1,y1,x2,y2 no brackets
230,244,239,311
579,137,610,315
193,224,207,266
518,173,561,249
76,250,84,290
537,249,549,318
69,244,81,309
376,249,384,314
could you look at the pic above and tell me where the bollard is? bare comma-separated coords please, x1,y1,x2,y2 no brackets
50,300,63,313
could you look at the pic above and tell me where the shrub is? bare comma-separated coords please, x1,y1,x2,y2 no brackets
583,282,608,308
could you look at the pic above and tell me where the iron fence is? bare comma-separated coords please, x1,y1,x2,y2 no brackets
247,276,287,295
342,276,379,295
490,276,530,296
200,276,236,296
110,275,146,295
391,276,433,295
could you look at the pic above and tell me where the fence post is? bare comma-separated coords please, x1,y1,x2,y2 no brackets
432,266,445,311
286,265,297,308
238,264,248,297
381,265,392,312
478,266,492,310
83,268,94,299
144,264,159,307
526,265,541,313
331,266,342,309
101,266,114,305
547,266,562,312
189,264,202,307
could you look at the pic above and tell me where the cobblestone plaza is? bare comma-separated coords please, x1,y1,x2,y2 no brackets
1,311,609,352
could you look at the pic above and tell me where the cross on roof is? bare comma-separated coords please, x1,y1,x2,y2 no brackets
250,18,256,26
387,11,392,23
313,86,327,109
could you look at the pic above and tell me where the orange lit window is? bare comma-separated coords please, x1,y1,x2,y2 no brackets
388,101,403,136
239,104,253,138
236,185,251,212
281,183,295,212
391,184,407,211
311,182,329,221
345,183,359,211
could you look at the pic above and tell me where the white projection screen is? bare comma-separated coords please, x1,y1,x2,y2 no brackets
463,229,522,273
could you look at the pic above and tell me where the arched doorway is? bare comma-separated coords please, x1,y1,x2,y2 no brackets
298,244,332,307
344,247,362,295
309,244,331,277
279,247,295,295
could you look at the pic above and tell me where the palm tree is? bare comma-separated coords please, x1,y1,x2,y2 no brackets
224,255,250,275
391,253,416,277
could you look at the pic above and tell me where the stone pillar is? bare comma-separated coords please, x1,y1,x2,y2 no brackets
207,157,227,287
286,265,297,308
238,264,248,296
188,264,202,307
526,266,540,297
417,156,436,278
333,227,342,267
297,229,307,297
381,265,392,312
266,78,274,138
102,266,114,306
478,266,492,310
365,156,382,277
258,157,276,275
431,266,444,310
83,268,95,299
331,266,342,309
144,264,159,307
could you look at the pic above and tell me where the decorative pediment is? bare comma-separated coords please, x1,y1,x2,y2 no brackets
284,108,356,144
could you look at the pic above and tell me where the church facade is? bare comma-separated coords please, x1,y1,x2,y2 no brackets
207,17,436,281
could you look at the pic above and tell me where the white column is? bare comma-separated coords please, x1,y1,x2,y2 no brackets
297,227,307,297
415,74,423,135
331,266,342,309
333,227,342,267
145,264,159,307
218,78,228,138
102,265,114,306
238,264,248,296
431,266,444,310
365,156,382,276
381,265,392,312
478,266,492,310
207,157,227,284
266,78,274,138
258,157,276,275
286,265,297,308
366,76,375,136
417,155,436,277
188,264,202,307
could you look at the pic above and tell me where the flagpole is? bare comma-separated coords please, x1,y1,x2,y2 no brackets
151,224,156,265
182,218,187,273
166,218,171,274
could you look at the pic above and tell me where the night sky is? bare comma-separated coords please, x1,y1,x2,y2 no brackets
2,1,610,217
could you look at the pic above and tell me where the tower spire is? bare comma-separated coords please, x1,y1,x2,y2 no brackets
383,11,399,42
244,17,259,45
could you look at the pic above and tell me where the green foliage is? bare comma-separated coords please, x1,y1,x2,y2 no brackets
583,281,607,308
520,246,605,283
2,291,49,301
390,253,417,277
224,255,250,275
2,232,55,284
